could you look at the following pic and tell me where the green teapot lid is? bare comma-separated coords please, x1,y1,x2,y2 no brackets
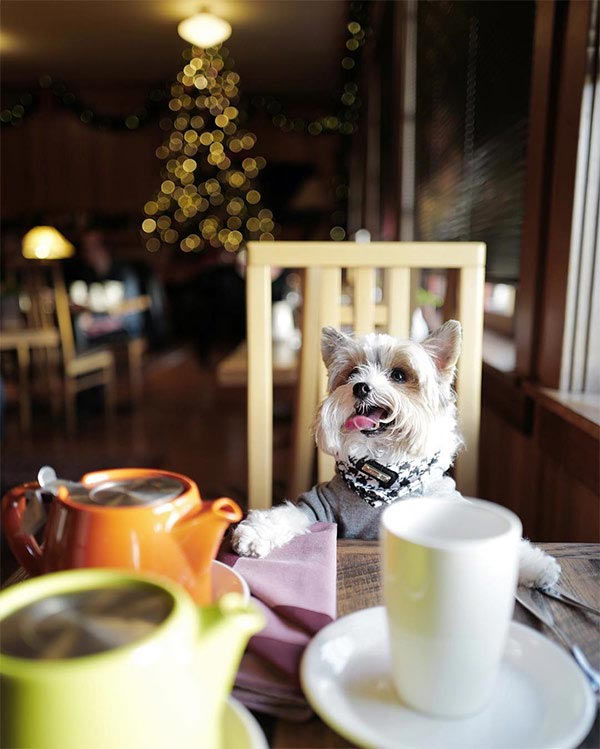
0,583,173,659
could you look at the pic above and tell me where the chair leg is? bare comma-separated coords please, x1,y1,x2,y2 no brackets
47,346,61,418
104,363,117,422
127,338,145,405
17,343,32,433
64,377,76,434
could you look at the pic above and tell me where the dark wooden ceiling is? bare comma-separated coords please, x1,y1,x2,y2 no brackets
1,0,347,92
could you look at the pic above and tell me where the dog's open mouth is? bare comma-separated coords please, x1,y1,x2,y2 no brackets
344,406,392,435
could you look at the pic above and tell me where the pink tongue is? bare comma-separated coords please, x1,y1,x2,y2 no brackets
344,408,385,432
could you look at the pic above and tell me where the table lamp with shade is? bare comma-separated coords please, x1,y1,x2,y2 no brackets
22,226,76,362
22,226,74,262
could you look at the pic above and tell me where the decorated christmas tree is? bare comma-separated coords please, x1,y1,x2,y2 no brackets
142,45,274,254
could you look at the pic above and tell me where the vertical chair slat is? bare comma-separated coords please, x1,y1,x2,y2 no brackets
353,268,376,335
247,264,273,509
318,267,342,483
454,263,485,497
384,267,411,338
289,268,321,499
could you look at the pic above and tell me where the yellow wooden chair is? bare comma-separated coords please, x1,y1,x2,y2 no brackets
246,241,486,510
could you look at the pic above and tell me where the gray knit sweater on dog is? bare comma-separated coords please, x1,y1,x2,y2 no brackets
295,473,460,539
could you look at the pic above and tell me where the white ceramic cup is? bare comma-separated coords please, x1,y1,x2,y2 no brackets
381,497,522,718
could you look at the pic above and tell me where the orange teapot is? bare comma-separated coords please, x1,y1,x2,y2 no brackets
1,467,242,604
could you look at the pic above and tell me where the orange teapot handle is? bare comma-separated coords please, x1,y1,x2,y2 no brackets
211,497,243,523
1,482,44,575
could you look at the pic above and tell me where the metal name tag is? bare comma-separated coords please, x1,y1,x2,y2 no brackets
356,459,398,488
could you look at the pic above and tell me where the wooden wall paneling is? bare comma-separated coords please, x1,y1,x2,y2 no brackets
398,0,417,243
379,0,399,241
363,6,382,240
1,88,169,219
347,114,367,236
396,0,420,318
535,456,599,542
479,400,599,542
29,105,48,210
515,0,559,379
481,364,533,433
478,405,539,537
534,406,599,495
567,477,599,541
535,0,592,387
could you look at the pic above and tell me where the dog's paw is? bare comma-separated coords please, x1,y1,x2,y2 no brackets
518,539,561,589
231,521,276,558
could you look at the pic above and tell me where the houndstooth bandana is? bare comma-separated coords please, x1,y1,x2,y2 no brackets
335,452,441,508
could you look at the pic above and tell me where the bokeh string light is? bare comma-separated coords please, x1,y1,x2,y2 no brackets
248,2,368,138
142,44,275,254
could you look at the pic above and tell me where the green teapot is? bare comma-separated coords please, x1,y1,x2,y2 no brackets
0,568,264,749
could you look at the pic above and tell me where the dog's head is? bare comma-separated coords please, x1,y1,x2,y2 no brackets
314,321,463,464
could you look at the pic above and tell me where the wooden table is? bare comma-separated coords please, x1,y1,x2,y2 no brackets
268,541,599,749
0,327,61,430
216,341,298,387
3,543,598,747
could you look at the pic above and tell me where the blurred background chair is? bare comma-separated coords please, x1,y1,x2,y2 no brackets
53,261,117,432
245,241,486,510
20,226,117,432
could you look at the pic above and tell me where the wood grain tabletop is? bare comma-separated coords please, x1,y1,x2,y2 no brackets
3,542,598,748
269,541,599,749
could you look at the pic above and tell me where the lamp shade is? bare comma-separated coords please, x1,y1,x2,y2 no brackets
177,12,232,48
22,226,75,260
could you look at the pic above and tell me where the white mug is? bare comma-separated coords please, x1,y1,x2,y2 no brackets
381,497,522,718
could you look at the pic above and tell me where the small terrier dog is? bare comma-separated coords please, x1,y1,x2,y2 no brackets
232,321,560,588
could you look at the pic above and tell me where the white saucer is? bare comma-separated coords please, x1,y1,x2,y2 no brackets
211,560,250,604
222,697,268,749
301,606,596,749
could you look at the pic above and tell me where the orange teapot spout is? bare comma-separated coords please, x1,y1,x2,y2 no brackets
172,497,242,603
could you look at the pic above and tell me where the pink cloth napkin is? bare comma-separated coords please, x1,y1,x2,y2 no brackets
218,522,337,721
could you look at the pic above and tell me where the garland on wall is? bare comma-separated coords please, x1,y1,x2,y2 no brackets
0,75,168,131
248,0,368,136
1,2,368,136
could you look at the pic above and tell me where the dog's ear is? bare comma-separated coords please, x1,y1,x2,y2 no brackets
421,320,462,378
321,327,350,369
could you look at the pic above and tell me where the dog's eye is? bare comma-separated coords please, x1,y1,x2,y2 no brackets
347,368,359,381
390,368,406,383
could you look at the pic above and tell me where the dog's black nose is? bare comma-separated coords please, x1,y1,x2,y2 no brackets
353,382,372,399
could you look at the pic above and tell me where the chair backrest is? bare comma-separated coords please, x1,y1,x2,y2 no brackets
246,241,486,509
51,263,77,365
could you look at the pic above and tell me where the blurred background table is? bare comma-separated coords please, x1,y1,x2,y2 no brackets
0,327,61,430
216,341,298,388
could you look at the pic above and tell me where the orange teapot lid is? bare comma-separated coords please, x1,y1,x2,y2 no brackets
39,467,191,509
78,476,185,508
